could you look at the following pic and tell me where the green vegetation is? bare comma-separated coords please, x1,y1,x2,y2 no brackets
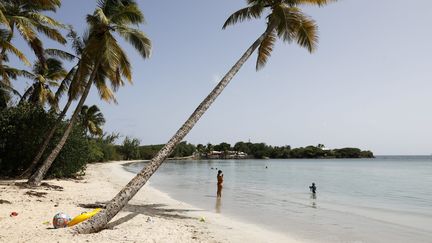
200,142,374,159
123,141,197,160
87,133,122,163
0,104,89,178
26,0,151,186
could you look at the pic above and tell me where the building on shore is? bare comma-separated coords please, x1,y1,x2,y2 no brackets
196,150,248,159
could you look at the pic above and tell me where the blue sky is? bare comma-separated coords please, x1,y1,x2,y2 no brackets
10,0,432,155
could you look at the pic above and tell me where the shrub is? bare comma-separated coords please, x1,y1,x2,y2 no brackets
0,104,90,178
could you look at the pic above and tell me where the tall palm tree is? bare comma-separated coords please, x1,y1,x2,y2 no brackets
27,0,151,186
79,105,106,137
21,28,124,178
0,0,65,64
74,0,334,234
19,58,67,107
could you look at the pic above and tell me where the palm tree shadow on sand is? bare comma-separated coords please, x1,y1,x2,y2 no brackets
80,203,201,229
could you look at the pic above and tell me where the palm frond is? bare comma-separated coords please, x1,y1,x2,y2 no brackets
13,17,37,41
46,89,57,108
0,81,22,97
0,6,9,28
35,23,66,44
292,12,318,52
5,68,35,80
45,48,77,61
109,3,144,25
29,38,46,64
68,65,86,100
94,71,117,103
273,5,299,43
291,0,336,7
115,25,151,59
256,29,276,70
20,85,34,103
92,8,110,26
27,12,65,28
66,27,85,55
273,4,318,52
103,33,131,84
1,41,31,66
54,66,76,101
223,4,264,29
23,0,61,11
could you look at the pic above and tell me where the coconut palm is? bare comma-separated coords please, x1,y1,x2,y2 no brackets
79,105,105,137
27,0,151,186
19,58,67,107
0,0,65,64
21,28,123,178
74,0,334,234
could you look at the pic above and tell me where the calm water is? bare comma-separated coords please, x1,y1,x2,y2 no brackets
125,157,432,243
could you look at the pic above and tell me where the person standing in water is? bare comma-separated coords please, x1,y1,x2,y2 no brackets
217,170,223,198
309,182,317,194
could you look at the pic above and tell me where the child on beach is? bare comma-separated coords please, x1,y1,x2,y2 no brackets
217,170,223,198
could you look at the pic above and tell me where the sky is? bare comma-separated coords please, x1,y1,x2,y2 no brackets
9,0,432,155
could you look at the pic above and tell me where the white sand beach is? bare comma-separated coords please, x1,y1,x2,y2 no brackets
0,161,300,243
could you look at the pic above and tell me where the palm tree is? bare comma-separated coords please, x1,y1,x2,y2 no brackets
27,0,151,186
0,0,65,64
18,63,77,178
74,0,334,234
79,105,106,137
19,58,67,107
21,28,124,178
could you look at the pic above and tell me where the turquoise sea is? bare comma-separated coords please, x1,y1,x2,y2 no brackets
125,156,432,243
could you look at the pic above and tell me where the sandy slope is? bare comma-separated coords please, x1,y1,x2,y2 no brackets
0,161,300,243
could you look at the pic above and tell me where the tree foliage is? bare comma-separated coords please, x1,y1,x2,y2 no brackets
119,136,141,160
0,104,89,178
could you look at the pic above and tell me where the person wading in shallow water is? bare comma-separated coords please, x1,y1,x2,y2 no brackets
309,182,317,194
217,170,223,198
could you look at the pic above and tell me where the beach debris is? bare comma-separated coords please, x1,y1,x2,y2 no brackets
78,202,107,209
14,182,63,191
25,190,47,198
53,212,71,228
42,221,50,225
40,183,63,191
0,199,12,204
146,217,154,223
10,212,18,217
199,216,206,222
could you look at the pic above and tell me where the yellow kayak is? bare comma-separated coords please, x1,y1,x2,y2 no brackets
67,208,101,227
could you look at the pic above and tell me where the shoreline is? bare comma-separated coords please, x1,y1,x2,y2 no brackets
0,161,300,243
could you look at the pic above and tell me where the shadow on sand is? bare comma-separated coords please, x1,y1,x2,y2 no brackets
80,203,201,229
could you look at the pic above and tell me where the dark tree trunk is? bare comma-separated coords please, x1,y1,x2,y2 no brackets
74,26,275,234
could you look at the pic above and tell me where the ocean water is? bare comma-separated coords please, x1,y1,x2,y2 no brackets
125,157,432,243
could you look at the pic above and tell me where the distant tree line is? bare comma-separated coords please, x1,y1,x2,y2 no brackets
118,140,374,160
120,141,197,160
195,142,374,159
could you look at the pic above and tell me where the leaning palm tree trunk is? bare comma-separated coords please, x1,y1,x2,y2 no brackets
74,26,275,234
20,97,73,178
27,64,100,186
